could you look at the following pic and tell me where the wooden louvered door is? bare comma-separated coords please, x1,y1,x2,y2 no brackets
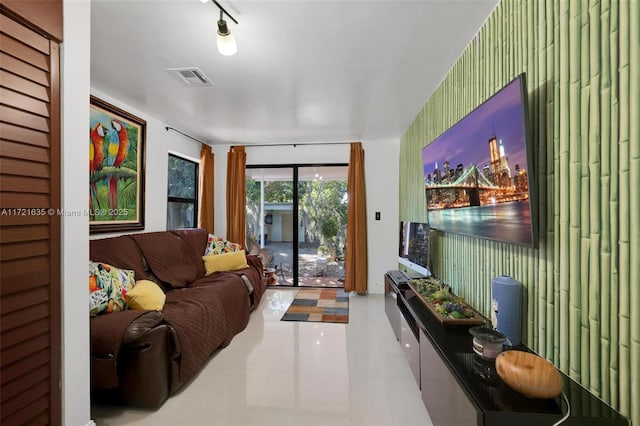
0,10,61,426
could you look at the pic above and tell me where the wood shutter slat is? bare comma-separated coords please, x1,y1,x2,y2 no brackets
0,215,49,227
0,274,49,297
0,14,49,54
0,317,49,348
0,157,49,178
0,192,50,208
0,53,49,87
1,364,49,403
0,105,50,132
1,286,49,314
0,256,50,295
0,70,49,102
0,122,49,147
0,330,48,367
0,87,50,117
0,34,48,71
0,349,48,386
0,240,49,261
24,410,50,426
0,175,50,194
1,380,49,420
0,140,50,163
1,395,48,425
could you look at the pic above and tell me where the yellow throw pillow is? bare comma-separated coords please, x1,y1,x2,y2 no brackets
202,250,249,275
126,280,166,311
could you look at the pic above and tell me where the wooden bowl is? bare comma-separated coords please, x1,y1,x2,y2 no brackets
495,350,563,399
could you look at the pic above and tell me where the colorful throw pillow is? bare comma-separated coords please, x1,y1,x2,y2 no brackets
204,234,242,256
89,262,135,316
202,250,249,275
126,280,166,311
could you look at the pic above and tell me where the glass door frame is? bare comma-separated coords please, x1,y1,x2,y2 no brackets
246,163,348,287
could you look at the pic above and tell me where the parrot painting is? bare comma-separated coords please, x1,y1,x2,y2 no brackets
105,122,120,167
89,122,105,211
104,122,120,213
111,120,130,167
105,119,130,217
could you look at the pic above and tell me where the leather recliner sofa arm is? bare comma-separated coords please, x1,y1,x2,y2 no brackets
118,323,172,408
91,311,180,408
122,311,164,344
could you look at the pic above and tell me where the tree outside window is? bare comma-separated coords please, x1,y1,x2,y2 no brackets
167,154,198,229
246,175,347,260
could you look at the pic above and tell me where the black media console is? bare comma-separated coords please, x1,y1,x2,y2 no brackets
384,271,629,426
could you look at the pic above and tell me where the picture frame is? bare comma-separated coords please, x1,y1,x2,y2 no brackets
89,95,146,234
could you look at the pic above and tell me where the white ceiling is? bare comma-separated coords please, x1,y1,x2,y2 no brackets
91,0,497,145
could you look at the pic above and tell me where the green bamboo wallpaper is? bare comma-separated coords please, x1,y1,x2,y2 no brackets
399,0,638,423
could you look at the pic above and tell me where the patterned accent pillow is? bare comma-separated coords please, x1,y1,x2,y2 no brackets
204,234,242,256
89,262,135,316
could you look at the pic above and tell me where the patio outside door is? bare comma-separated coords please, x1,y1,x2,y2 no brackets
245,165,348,287
296,166,348,287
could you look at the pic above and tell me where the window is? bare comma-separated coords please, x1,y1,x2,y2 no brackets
167,154,198,229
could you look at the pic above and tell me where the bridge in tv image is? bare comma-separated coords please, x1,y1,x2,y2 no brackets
425,135,530,210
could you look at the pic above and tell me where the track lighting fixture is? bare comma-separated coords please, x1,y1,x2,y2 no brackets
209,0,238,56
216,10,237,56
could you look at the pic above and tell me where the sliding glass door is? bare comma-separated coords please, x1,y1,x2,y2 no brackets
246,167,295,285
297,166,348,287
246,165,348,287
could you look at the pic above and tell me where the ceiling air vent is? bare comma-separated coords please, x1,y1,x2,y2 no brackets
166,67,213,87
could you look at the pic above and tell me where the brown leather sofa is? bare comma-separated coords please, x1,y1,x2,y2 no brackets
89,228,265,408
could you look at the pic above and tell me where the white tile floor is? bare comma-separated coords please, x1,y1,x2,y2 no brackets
91,289,433,426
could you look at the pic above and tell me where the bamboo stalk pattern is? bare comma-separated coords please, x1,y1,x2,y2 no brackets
399,0,639,424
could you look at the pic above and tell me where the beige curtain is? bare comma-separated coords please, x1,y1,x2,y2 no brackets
226,146,246,247
344,142,368,294
198,144,214,233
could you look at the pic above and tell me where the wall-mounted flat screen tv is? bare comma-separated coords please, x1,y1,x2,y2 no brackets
422,73,537,247
399,221,431,277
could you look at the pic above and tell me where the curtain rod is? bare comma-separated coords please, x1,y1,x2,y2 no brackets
165,126,354,148
165,126,206,145
236,142,353,148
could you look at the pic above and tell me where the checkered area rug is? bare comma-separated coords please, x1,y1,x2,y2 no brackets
281,289,349,323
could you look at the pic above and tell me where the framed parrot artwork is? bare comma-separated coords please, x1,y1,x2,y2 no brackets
89,96,146,233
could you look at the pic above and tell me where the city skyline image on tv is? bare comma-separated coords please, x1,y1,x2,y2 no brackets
422,74,536,246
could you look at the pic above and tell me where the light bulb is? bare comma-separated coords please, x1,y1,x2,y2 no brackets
217,19,237,56
217,32,237,56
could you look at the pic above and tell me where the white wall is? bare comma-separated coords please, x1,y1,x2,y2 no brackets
88,90,202,239
61,1,91,424
362,140,400,293
211,141,399,294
